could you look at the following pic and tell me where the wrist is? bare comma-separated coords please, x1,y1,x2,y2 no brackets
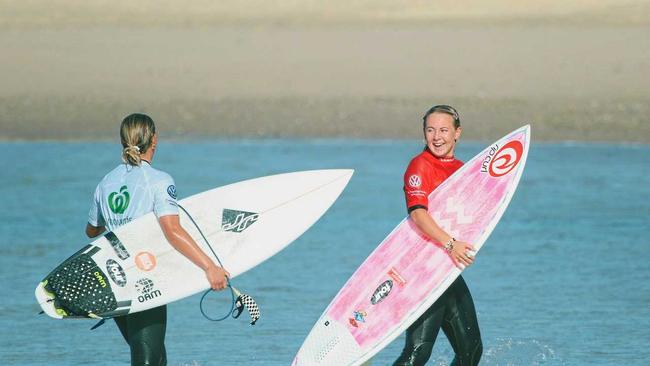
203,260,217,271
443,237,456,253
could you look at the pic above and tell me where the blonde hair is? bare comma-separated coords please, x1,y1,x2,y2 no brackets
422,104,461,129
120,113,156,166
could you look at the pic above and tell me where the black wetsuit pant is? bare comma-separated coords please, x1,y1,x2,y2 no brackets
114,305,167,366
393,276,482,366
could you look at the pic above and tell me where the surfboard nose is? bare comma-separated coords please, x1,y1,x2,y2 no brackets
327,169,354,189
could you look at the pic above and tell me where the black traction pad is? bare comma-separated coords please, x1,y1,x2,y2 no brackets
44,252,118,318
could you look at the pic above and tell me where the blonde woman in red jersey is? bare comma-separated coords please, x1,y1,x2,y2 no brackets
394,105,482,366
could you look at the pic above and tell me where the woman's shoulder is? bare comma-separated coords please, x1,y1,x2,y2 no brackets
407,150,430,165
404,151,437,178
98,164,127,183
406,150,438,169
145,164,175,184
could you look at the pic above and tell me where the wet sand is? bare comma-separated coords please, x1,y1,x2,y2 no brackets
1,2,649,142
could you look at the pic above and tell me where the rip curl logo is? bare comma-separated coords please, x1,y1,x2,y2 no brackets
222,209,259,233
108,185,130,214
167,185,177,199
488,140,524,177
408,175,422,188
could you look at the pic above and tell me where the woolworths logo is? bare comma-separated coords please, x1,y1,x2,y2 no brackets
108,185,130,214
221,209,259,233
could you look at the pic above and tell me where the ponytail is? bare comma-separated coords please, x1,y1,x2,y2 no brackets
120,113,156,166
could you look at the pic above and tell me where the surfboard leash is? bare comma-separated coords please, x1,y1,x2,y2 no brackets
172,201,260,325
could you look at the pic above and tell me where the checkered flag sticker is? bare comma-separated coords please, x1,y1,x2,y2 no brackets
231,287,260,325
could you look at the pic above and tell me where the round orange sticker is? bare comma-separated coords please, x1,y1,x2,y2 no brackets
135,252,157,272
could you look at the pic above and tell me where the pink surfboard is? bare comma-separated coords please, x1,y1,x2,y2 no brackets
293,125,530,366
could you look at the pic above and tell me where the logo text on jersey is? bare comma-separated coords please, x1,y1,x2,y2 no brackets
222,209,260,233
167,185,177,199
408,175,422,188
108,185,130,214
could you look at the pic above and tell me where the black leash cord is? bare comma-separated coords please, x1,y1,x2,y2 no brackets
172,202,236,322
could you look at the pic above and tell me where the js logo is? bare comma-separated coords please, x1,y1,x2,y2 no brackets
222,209,259,233
109,185,130,214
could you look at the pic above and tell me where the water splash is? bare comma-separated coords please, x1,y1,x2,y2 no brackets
481,337,565,365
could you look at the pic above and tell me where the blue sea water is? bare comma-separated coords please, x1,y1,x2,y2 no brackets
0,139,648,365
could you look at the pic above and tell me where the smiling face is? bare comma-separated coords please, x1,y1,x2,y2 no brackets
423,112,462,159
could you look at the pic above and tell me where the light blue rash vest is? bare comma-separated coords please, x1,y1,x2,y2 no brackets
88,161,178,232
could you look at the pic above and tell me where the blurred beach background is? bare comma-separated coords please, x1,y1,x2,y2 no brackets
1,2,650,366
1,0,649,141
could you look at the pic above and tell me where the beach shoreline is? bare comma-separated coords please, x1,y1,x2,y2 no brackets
1,2,648,142
2,94,648,142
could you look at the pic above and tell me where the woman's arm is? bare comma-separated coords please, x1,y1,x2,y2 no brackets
409,208,475,268
158,215,229,290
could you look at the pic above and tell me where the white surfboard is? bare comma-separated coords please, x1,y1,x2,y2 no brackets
293,126,530,365
36,169,353,319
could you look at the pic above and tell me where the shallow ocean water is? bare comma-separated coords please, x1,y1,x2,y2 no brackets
0,139,648,365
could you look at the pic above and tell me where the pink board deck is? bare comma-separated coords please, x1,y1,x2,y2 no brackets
293,125,530,366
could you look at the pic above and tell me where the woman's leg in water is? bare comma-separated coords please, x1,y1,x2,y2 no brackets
115,314,129,342
441,276,482,366
114,305,168,366
393,292,448,366
393,276,482,366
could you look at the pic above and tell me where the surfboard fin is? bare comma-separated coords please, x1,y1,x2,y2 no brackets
90,319,106,330
231,287,260,325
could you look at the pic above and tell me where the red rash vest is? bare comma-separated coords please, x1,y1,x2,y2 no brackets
403,148,464,213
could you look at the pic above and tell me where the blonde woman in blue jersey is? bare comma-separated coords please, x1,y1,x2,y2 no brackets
86,113,229,366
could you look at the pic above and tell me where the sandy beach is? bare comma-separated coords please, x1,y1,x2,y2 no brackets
1,1,649,142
